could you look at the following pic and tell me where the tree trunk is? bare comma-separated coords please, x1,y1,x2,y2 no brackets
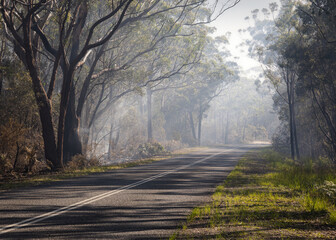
63,85,83,163
147,87,153,142
0,69,3,95
214,111,217,144
57,70,75,167
189,112,197,141
312,89,336,162
108,122,120,159
289,79,300,160
61,1,87,163
292,102,300,160
225,111,229,144
81,99,91,155
287,81,295,160
221,111,225,142
242,118,247,143
108,122,114,159
26,54,60,169
197,104,203,146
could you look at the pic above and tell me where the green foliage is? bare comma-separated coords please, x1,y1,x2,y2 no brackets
247,0,336,162
0,61,38,126
136,142,169,159
259,150,336,223
315,181,336,205
264,153,336,191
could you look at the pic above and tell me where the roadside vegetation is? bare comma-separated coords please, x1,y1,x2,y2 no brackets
0,143,200,191
0,156,163,191
170,148,336,239
0,144,209,191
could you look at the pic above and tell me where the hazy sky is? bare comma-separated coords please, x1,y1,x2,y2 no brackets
210,0,280,73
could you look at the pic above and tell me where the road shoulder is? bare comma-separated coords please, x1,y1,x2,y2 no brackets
170,148,336,239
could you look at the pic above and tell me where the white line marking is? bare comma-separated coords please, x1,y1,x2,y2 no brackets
0,152,223,235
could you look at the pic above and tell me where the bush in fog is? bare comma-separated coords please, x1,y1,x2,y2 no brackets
66,155,100,171
136,142,169,159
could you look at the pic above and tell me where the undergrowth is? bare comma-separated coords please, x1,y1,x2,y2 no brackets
171,148,336,239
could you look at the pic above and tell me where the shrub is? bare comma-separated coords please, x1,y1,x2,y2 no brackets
136,142,169,159
0,153,12,176
163,140,186,152
0,119,26,175
66,154,100,171
316,181,336,203
0,118,46,176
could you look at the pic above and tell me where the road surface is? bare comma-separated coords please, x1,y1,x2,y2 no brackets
0,145,262,239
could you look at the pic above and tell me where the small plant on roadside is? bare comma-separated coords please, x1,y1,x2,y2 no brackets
136,142,169,158
316,181,336,203
0,119,45,177
66,154,101,171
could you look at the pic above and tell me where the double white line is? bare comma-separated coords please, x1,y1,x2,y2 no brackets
0,152,222,235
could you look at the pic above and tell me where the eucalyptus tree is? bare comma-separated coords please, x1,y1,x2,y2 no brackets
78,11,207,151
0,0,241,169
268,0,336,161
142,25,207,142
162,35,236,146
245,1,304,160
294,0,336,161
245,0,336,162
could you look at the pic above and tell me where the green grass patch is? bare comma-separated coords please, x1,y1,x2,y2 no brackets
171,149,336,239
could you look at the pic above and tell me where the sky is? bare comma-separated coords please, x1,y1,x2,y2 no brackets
209,0,280,75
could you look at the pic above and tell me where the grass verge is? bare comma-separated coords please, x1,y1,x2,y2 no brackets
170,148,336,239
0,146,207,191
0,156,168,191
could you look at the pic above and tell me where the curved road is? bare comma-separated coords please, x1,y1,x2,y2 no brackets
0,145,262,239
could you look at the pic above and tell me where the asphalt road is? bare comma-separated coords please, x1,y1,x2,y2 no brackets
0,145,262,239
